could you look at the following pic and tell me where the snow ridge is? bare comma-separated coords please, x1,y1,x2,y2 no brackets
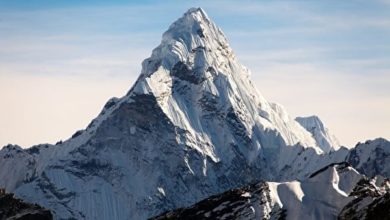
153,163,389,220
296,115,340,152
0,8,388,220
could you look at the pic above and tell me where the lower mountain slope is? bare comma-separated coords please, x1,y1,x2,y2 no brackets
151,163,389,220
0,188,53,220
339,175,390,220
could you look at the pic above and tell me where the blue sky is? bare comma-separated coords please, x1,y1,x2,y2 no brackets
0,0,389,147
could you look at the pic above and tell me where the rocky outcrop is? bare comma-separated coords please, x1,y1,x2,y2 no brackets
152,164,389,220
0,189,52,220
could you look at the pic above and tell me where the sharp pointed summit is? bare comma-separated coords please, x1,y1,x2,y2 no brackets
130,8,326,160
0,8,335,219
1,8,388,220
131,7,237,96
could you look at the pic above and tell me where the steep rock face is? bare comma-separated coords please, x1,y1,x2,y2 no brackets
152,164,389,220
151,182,285,220
296,115,340,153
0,189,53,220
347,138,390,178
338,176,390,220
0,8,387,220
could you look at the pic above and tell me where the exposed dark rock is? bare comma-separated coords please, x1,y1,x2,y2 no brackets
71,130,83,139
309,162,350,178
150,182,284,220
338,177,390,220
347,138,390,178
171,61,206,84
0,189,52,220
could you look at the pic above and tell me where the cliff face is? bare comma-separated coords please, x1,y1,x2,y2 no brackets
348,138,390,177
0,189,52,220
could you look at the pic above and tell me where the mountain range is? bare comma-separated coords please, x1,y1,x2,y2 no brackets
0,8,388,220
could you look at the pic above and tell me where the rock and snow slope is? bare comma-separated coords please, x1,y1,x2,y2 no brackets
296,115,340,153
152,163,389,220
0,7,388,220
0,188,53,220
347,138,390,178
339,175,390,220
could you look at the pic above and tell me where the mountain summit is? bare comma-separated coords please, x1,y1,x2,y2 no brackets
0,8,382,220
130,7,329,155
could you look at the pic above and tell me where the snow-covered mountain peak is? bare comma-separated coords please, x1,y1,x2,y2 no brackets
348,138,390,177
296,115,340,152
132,7,238,88
128,8,325,158
297,115,324,130
167,7,212,35
1,8,375,220
158,6,234,68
